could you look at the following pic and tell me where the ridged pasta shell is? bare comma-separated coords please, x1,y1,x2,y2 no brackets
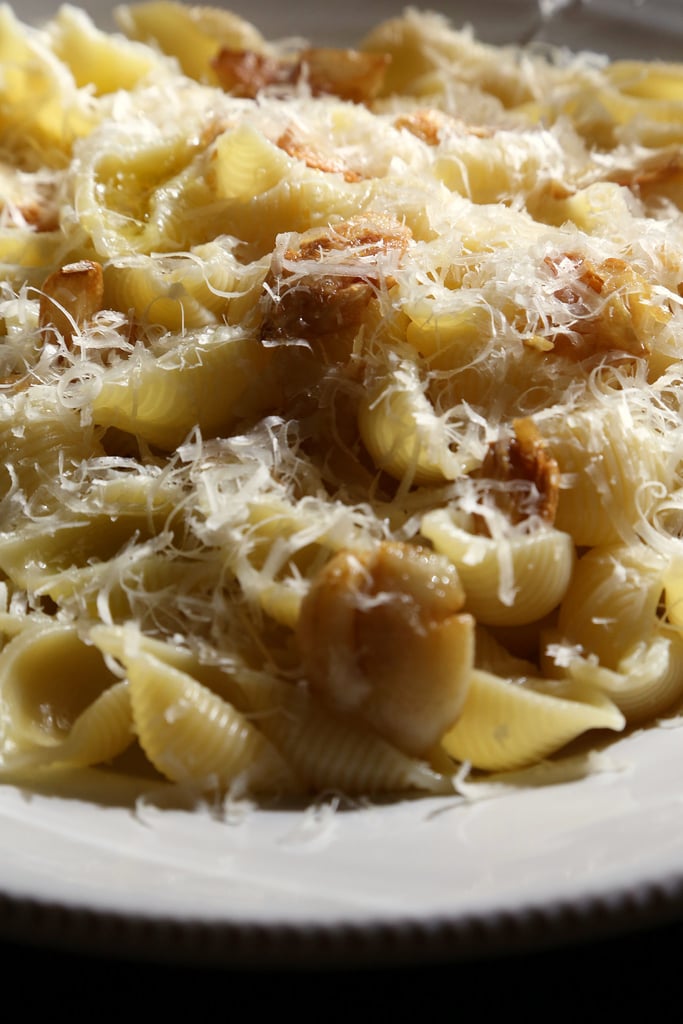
213,124,291,201
236,675,454,796
89,622,247,706
358,359,475,484
117,0,267,83
92,326,276,450
126,651,299,794
545,405,668,546
0,622,120,749
542,629,683,724
104,242,266,332
556,544,665,669
440,669,625,772
0,4,95,157
1,681,134,772
0,391,104,505
421,510,575,627
212,120,380,252
50,4,167,94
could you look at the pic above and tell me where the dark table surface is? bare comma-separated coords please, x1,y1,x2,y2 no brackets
3,914,680,1012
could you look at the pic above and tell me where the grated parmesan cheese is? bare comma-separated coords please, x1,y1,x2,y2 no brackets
0,2,682,798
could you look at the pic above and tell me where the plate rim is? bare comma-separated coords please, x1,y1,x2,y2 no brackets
3,870,683,967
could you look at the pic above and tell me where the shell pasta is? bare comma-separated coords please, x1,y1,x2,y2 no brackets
3,2,683,801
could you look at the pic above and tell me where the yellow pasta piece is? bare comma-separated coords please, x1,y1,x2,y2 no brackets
359,358,476,484
233,672,454,795
125,651,299,794
0,622,121,753
209,125,373,258
0,681,134,773
421,510,575,627
48,5,170,94
556,544,665,669
116,1,268,83
440,669,625,773
544,403,671,547
542,629,683,725
0,389,105,509
0,5,94,161
103,243,269,331
91,326,277,449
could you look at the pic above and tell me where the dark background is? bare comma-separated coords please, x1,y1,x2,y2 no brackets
3,915,679,1012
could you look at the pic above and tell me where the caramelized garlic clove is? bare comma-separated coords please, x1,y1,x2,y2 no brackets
39,260,104,346
297,542,474,757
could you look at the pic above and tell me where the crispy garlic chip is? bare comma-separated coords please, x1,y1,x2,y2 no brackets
475,417,561,530
261,214,411,347
212,46,390,103
39,259,104,346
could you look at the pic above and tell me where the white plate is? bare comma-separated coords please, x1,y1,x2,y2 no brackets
2,722,683,965
3,0,683,968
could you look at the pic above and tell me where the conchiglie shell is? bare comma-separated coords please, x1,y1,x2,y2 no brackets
662,557,683,628
213,124,292,201
573,86,683,147
1,681,134,772
73,119,217,258
0,5,93,157
90,622,246,705
49,4,167,94
433,130,553,205
104,244,267,332
542,630,683,724
440,669,625,773
0,515,163,594
528,180,635,233
32,548,211,624
358,359,475,485
209,136,371,258
126,651,298,794
238,676,453,796
421,510,575,627
404,302,492,359
104,261,217,332
116,1,267,83
0,622,121,749
0,228,65,285
81,471,182,522
545,405,667,547
91,326,276,449
0,392,104,504
556,544,665,670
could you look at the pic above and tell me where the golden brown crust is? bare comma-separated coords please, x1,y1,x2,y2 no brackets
39,260,104,347
477,417,560,529
211,46,390,103
276,126,362,182
542,251,669,360
261,215,411,347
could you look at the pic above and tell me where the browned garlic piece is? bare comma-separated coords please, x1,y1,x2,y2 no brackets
261,214,411,350
475,417,561,531
296,541,474,757
212,46,390,103
39,260,104,346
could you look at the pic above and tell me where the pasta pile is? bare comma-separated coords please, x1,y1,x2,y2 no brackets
2,1,683,801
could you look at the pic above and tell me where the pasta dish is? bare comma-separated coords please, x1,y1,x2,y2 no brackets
1,1,683,801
